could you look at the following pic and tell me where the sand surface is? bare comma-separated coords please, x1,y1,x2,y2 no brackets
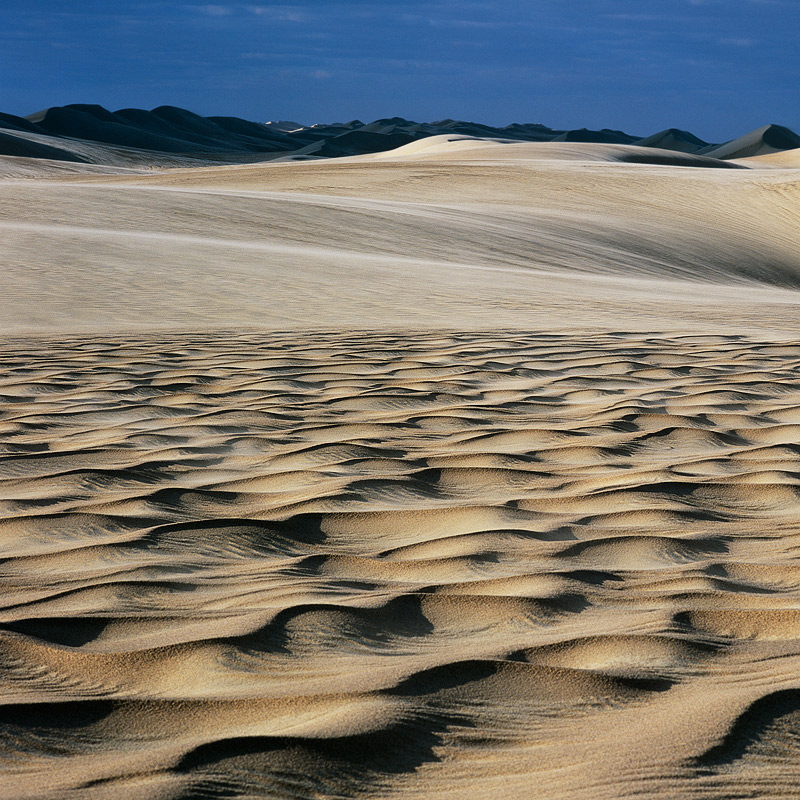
2,139,800,798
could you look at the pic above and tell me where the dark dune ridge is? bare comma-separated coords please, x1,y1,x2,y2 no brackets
0,103,798,166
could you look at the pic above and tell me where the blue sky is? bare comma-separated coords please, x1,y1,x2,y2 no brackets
1,0,797,140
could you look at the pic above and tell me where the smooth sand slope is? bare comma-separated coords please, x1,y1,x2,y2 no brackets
1,138,800,799
2,139,800,335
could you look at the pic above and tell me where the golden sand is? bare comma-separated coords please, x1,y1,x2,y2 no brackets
1,140,800,798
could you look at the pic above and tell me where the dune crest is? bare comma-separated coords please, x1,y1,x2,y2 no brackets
1,104,798,171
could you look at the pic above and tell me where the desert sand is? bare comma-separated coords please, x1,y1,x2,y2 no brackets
2,136,800,799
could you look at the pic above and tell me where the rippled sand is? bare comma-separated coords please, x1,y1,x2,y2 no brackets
2,141,800,798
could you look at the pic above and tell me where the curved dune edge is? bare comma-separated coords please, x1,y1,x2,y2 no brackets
3,329,800,798
367,136,746,169
1,139,800,337
739,147,800,168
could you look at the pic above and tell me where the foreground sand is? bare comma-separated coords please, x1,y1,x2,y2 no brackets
1,140,800,798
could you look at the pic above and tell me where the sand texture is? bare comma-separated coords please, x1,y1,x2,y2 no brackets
1,138,800,798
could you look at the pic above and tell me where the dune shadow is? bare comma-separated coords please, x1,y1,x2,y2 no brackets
174,713,457,797
696,689,800,768
0,617,111,647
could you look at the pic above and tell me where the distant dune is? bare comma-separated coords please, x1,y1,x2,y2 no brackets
633,128,711,153
700,124,800,160
0,103,798,172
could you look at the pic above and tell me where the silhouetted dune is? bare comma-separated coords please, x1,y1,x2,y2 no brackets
207,115,298,148
702,124,800,160
1,103,797,169
634,128,710,153
0,110,43,134
297,129,420,157
115,106,261,150
553,127,638,144
31,104,228,153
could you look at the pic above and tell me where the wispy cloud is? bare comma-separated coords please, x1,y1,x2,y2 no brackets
193,4,232,15
245,5,309,21
605,13,674,20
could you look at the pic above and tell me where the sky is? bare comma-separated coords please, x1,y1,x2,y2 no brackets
1,0,797,141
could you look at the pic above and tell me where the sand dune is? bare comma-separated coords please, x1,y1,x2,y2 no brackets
1,139,799,335
4,331,800,798
702,124,800,160
2,132,800,798
2,104,798,169
741,147,800,168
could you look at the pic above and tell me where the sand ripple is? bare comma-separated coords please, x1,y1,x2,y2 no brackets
3,329,800,798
